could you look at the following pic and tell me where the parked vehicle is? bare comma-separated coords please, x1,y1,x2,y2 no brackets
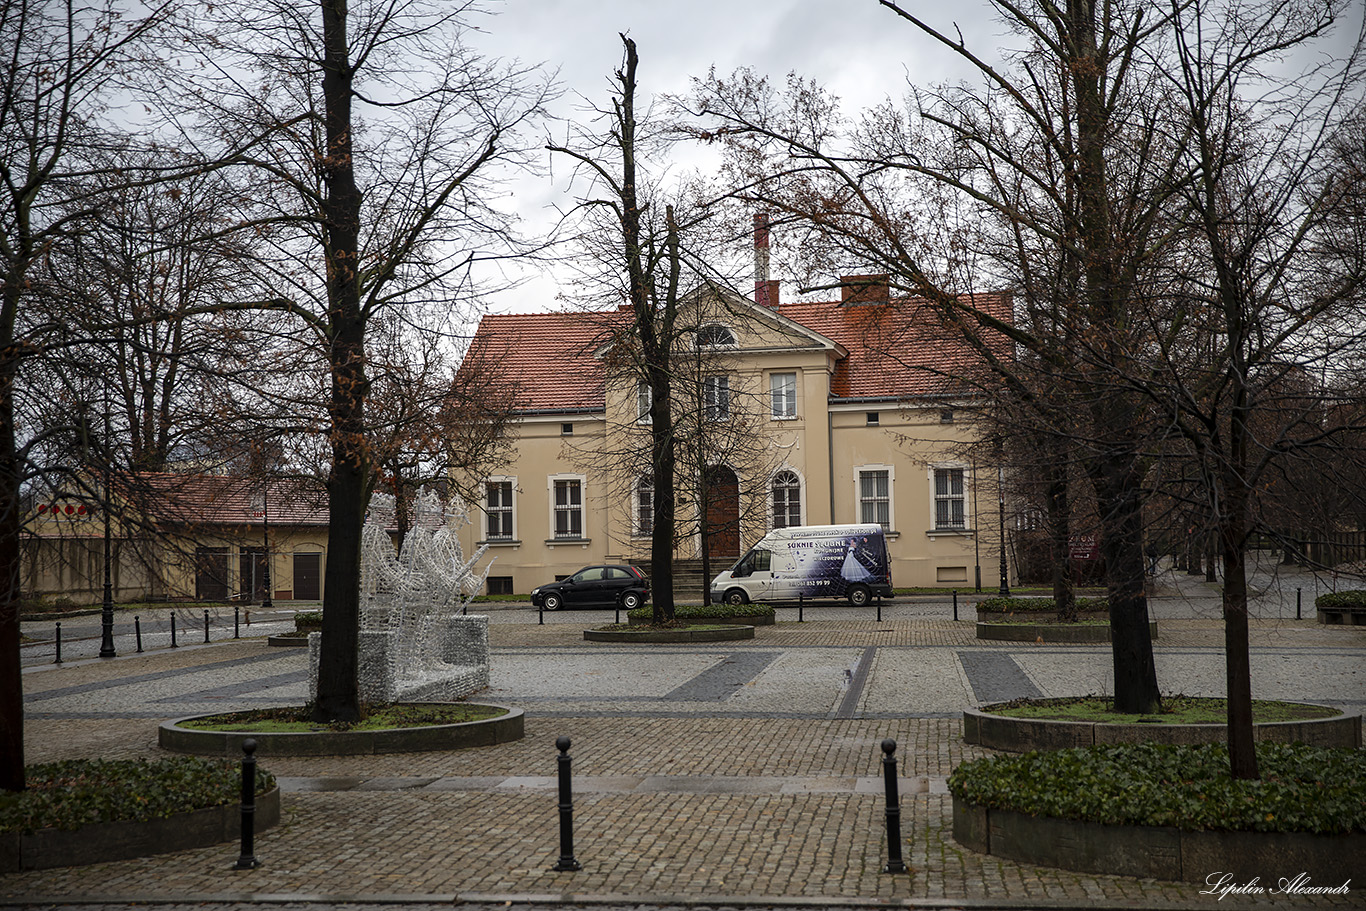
710,524,893,607
531,564,651,610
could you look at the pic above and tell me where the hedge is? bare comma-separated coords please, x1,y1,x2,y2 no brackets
975,596,1109,613
1316,590,1366,609
948,741,1365,835
627,603,776,622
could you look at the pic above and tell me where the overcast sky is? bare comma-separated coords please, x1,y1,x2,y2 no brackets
466,0,1009,318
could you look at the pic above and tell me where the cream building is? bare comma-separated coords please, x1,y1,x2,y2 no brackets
458,275,1013,597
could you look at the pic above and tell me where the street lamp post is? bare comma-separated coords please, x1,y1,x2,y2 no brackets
99,405,116,658
997,463,1010,597
260,483,273,610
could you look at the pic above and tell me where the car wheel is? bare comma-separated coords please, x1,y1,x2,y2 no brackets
621,591,643,610
543,592,564,611
724,589,749,606
846,585,871,607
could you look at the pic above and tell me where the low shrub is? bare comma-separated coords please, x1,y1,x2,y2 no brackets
626,603,776,622
293,610,323,631
949,741,1366,835
975,596,1108,613
1316,590,1366,608
0,757,276,834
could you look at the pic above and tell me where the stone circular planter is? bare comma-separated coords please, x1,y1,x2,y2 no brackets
584,625,755,643
0,786,281,873
627,613,773,627
975,619,1157,642
953,796,1363,883
266,634,310,647
159,703,524,757
963,702,1362,751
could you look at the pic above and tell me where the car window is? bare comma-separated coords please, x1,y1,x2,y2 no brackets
605,568,628,580
576,567,603,582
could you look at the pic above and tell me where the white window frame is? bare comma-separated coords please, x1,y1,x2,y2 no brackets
483,476,516,542
930,463,970,531
770,468,804,529
854,464,895,531
770,371,797,419
636,380,652,424
704,374,731,421
548,474,586,540
634,475,654,537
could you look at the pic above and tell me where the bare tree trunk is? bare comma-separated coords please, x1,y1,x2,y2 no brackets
1047,435,1076,620
0,357,24,790
312,0,366,722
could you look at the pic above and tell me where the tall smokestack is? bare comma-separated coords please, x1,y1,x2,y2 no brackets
753,213,778,308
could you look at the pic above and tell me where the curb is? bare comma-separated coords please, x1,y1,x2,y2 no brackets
953,796,1364,883
583,626,755,643
962,703,1362,751
158,704,525,756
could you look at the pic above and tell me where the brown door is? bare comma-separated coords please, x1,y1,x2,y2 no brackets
195,547,230,601
704,465,741,559
294,552,322,601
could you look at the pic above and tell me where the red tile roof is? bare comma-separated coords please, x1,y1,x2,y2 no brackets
133,473,329,528
779,292,1012,400
460,310,631,413
465,291,1011,411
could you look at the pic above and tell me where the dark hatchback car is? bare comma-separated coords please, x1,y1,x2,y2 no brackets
530,564,651,611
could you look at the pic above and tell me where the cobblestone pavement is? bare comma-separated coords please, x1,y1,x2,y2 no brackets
7,563,1366,910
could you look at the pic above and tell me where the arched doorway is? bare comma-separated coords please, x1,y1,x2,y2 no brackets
704,465,740,559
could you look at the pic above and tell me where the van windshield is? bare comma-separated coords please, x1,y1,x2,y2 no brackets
730,549,772,577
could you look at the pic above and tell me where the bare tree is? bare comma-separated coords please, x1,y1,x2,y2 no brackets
165,0,551,721
0,0,181,791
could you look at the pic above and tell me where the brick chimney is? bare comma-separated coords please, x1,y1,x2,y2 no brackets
754,213,780,308
840,274,890,305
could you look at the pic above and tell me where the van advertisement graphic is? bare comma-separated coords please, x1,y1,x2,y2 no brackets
776,526,887,598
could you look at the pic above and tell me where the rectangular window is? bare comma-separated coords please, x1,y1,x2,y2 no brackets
770,372,797,419
636,478,654,536
859,470,890,528
486,481,514,540
561,423,573,435
704,375,730,421
934,468,966,529
636,381,652,423
866,412,879,426
487,576,514,595
553,479,583,538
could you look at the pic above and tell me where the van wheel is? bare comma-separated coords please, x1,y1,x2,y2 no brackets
846,585,871,607
724,589,749,606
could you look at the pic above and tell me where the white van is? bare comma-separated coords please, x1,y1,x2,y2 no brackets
710,524,893,607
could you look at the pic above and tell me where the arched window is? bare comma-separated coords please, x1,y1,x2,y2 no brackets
696,323,736,347
772,470,801,528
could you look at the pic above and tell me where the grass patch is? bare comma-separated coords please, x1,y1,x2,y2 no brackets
594,622,739,632
976,596,1109,613
949,741,1366,834
0,757,275,834
626,603,775,622
180,702,506,733
986,695,1339,724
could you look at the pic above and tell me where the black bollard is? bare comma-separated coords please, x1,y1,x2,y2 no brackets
234,607,240,639
204,608,211,644
135,616,143,653
1297,587,1302,620
615,603,620,625
54,623,61,665
881,738,908,874
953,590,958,622
552,735,582,871
539,602,544,626
234,739,261,869
799,592,804,623
877,594,882,623
171,614,178,648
